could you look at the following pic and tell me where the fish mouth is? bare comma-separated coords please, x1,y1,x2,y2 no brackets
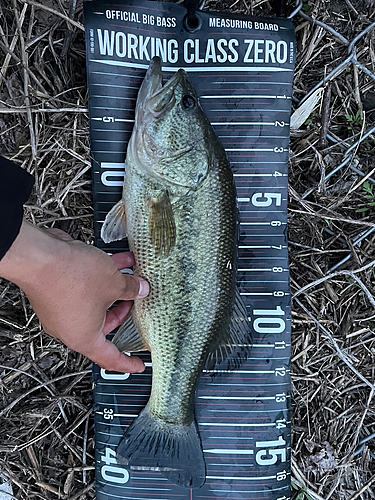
136,57,163,108
137,57,186,117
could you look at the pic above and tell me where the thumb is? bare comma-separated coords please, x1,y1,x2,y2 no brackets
119,275,149,301
43,228,74,242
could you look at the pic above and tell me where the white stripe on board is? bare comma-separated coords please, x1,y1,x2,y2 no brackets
238,268,286,272
201,95,291,99
96,412,138,418
212,81,292,85
208,408,289,413
91,94,136,99
207,436,254,439
90,59,293,72
199,395,277,400
103,487,172,491
234,173,287,177
231,161,285,163
204,448,254,454
211,121,275,125
200,422,276,427
239,246,286,249
92,106,134,111
92,83,138,89
228,148,275,152
210,463,255,467
240,222,287,225
211,487,289,493
206,474,277,480
220,136,288,139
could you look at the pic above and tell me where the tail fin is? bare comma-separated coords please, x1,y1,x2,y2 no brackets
117,404,206,488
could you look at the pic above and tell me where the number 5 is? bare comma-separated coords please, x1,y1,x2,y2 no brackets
252,193,282,207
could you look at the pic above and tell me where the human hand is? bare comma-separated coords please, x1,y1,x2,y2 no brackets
0,221,149,373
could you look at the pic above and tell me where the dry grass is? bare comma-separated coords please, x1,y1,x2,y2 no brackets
0,0,95,498
0,0,375,499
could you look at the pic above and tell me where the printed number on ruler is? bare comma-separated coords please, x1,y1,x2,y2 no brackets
100,162,125,187
101,447,129,484
252,193,282,207
253,306,285,334
253,306,288,377
277,470,288,481
276,417,287,429
255,436,286,466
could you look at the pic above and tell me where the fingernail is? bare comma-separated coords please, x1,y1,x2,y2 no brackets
138,278,149,298
131,357,146,373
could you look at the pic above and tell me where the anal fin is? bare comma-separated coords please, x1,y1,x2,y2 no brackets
112,316,149,352
204,288,252,371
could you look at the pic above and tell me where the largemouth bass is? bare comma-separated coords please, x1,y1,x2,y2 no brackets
101,57,251,489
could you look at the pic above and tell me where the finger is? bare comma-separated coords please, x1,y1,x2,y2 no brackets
111,252,136,269
89,340,145,373
118,275,149,301
103,301,134,335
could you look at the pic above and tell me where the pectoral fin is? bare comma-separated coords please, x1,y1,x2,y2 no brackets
149,192,176,256
101,199,127,244
204,288,252,371
112,316,149,352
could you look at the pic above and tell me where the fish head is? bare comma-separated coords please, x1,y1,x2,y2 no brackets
130,57,217,193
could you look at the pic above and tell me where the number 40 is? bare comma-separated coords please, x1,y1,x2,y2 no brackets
101,447,129,484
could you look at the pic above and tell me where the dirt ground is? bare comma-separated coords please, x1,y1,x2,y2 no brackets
0,0,375,499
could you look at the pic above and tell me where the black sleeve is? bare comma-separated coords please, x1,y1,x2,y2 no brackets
0,156,34,261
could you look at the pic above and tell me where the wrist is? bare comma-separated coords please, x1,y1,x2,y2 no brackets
0,221,65,289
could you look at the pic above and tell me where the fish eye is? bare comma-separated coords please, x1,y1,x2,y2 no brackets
182,95,196,109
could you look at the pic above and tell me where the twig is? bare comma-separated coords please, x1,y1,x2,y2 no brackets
0,107,88,113
0,3,27,82
82,417,89,485
0,364,68,422
289,209,375,228
0,367,91,416
292,260,375,310
319,82,332,148
68,483,95,500
347,475,375,500
295,298,375,392
12,0,37,160
18,0,84,31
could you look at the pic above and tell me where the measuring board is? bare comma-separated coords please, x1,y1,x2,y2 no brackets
84,1,295,498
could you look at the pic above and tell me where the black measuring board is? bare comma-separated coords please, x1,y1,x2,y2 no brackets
84,1,295,499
